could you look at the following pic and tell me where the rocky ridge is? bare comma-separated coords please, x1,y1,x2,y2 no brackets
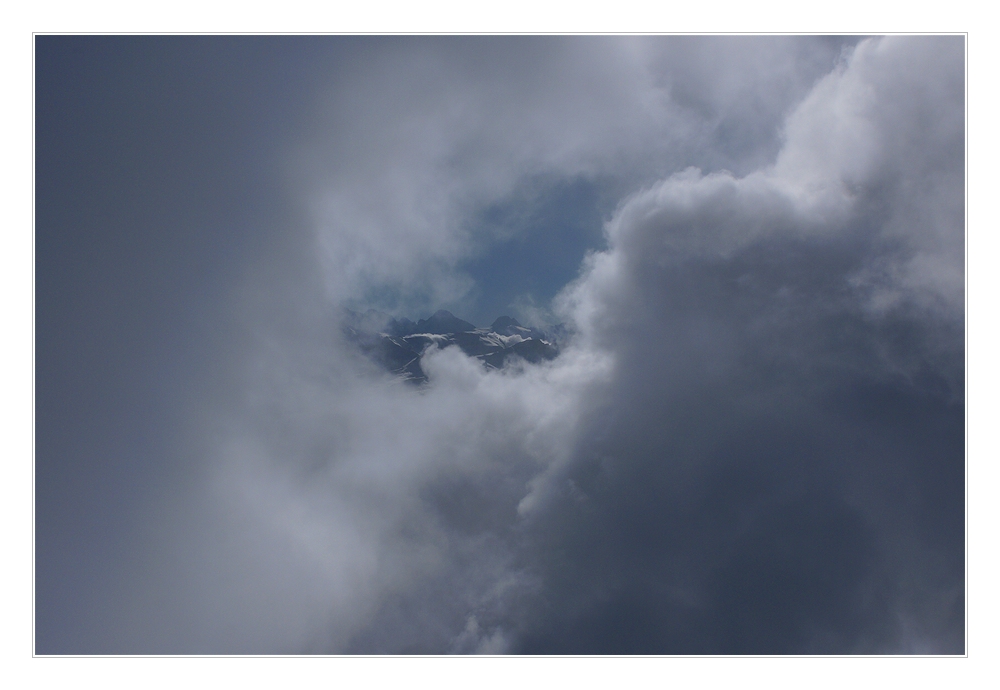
342,309,561,383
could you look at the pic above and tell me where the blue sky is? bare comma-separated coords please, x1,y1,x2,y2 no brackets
454,174,611,326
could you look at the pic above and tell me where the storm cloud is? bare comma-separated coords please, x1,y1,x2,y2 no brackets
35,35,964,654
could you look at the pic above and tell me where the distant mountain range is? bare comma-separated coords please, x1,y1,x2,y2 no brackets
342,308,563,383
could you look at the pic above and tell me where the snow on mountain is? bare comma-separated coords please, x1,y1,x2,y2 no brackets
341,308,560,383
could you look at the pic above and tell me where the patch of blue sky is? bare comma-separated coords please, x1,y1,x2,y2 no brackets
459,174,616,327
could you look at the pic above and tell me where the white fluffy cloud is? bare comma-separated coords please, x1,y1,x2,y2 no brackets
562,36,963,347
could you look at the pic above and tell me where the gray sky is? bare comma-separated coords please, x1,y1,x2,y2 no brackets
35,35,964,654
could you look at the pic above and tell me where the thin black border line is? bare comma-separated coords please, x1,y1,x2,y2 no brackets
32,654,969,658
28,32,966,36
32,31,37,660
963,31,970,659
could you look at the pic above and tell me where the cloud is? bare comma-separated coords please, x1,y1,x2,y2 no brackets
289,36,848,316
42,36,962,654
520,35,964,653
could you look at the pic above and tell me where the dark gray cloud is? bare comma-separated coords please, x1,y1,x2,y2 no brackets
35,35,963,654
511,36,964,654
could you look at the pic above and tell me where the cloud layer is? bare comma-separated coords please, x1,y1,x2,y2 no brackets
293,36,850,315
523,37,964,653
36,36,964,654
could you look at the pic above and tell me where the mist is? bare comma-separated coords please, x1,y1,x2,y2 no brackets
35,35,964,654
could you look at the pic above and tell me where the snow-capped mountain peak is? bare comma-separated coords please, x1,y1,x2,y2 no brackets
342,308,561,383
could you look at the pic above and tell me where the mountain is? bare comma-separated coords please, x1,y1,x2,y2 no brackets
413,310,477,335
490,315,548,341
490,315,521,334
341,308,560,383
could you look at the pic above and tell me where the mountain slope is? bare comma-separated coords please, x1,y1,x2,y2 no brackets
342,309,560,383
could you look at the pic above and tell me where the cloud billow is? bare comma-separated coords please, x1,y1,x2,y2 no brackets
36,35,963,655
515,36,964,654
191,36,967,654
